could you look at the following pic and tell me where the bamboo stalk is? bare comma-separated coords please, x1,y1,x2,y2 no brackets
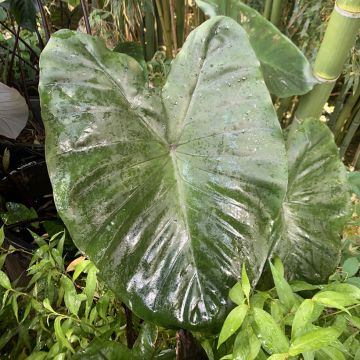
36,0,50,42
144,2,155,61
270,0,283,27
264,0,273,20
333,85,360,140
169,0,178,54
155,0,172,57
175,0,185,47
353,143,360,169
339,106,360,158
295,0,360,122
161,0,173,57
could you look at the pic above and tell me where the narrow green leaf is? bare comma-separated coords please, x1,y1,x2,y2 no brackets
54,317,75,353
303,352,315,360
0,270,11,290
56,231,66,257
270,300,285,326
322,283,360,299
332,315,347,335
72,260,91,281
218,304,248,348
201,340,214,360
320,346,346,360
43,298,56,313
233,324,260,360
313,291,359,312
291,299,315,340
242,263,251,303
133,322,158,358
11,294,19,322
72,338,131,359
267,354,288,360
289,327,340,356
84,264,97,317
347,315,360,330
250,292,270,309
270,261,297,310
290,280,321,292
252,307,289,354
0,226,4,247
229,282,245,305
60,275,81,316
25,352,48,360
273,257,285,277
21,301,32,323
0,254,7,269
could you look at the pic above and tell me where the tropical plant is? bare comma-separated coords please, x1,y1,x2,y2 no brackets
0,227,177,358
39,13,351,333
215,258,360,360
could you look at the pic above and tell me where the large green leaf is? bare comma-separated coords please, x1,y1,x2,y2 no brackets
195,0,318,97
272,119,351,282
39,17,287,330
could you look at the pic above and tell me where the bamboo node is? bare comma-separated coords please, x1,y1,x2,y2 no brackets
313,72,339,84
335,2,360,18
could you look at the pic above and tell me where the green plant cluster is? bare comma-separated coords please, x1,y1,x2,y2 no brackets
0,228,176,359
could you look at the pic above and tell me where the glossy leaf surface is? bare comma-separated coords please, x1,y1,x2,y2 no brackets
39,17,287,330
272,119,351,282
252,307,290,354
289,327,340,356
195,0,318,97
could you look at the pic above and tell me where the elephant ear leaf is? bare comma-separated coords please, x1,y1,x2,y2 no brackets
195,0,318,97
271,119,351,283
39,16,287,331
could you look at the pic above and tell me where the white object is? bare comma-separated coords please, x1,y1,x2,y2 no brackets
0,82,28,139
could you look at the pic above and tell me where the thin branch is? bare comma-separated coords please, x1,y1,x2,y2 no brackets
0,21,40,60
36,0,50,42
7,26,20,85
0,43,38,72
80,0,91,34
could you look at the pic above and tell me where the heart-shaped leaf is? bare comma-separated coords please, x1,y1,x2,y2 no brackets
39,17,287,330
195,0,318,97
271,119,351,282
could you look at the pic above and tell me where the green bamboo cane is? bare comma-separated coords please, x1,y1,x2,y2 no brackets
169,0,178,54
295,0,360,122
264,0,273,20
175,0,185,47
339,105,360,157
161,0,173,57
333,85,360,140
353,143,360,169
155,0,173,58
270,0,283,27
144,3,156,61
328,80,352,129
338,100,360,144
